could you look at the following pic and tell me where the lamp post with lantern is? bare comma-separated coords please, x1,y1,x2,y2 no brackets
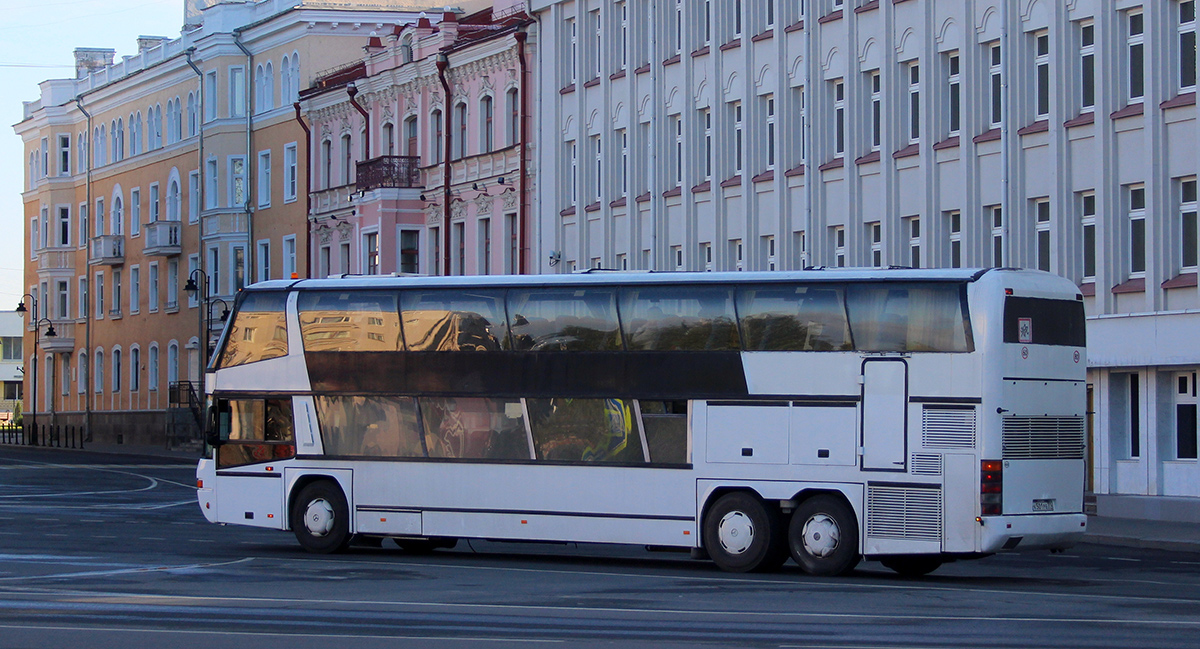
15,295,57,445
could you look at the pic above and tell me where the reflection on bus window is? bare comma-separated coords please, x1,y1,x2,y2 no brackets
218,292,289,367
215,397,295,468
527,398,646,463
737,285,852,351
298,291,401,353
419,397,530,460
315,395,423,457
845,283,972,352
401,290,508,351
508,289,621,351
638,400,689,464
621,286,739,351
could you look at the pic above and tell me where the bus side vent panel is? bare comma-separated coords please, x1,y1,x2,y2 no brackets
909,453,943,476
866,485,942,542
921,407,977,449
1002,416,1085,460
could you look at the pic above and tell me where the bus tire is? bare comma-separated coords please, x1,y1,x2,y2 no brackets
702,492,786,573
881,555,943,578
291,481,352,554
788,495,860,576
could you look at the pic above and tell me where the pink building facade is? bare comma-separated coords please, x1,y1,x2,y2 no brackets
301,3,535,278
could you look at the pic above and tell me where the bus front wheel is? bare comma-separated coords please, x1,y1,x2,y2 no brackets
702,492,786,573
292,481,352,554
788,495,860,576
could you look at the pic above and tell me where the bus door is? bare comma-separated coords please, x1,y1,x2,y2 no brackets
860,359,907,471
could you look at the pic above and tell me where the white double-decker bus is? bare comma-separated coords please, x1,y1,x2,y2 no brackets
197,268,1087,576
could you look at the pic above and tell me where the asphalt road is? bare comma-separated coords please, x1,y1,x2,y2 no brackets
0,445,1198,649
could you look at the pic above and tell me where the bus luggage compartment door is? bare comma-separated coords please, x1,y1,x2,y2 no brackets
861,359,908,471
706,402,789,464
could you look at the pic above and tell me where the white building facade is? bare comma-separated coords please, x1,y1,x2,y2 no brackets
529,0,1199,517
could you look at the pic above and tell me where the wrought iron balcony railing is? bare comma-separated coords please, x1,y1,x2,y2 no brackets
355,155,422,191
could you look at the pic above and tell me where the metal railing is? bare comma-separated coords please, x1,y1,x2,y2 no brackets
356,155,422,190
0,423,85,449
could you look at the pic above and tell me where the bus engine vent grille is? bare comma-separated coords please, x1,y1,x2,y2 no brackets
1002,416,1086,459
910,453,943,476
921,407,977,449
866,485,942,542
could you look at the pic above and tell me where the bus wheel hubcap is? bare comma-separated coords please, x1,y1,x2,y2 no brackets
717,511,755,555
802,514,840,558
304,498,335,537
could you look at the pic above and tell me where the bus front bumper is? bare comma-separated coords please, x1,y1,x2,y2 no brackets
979,513,1087,553
196,458,217,524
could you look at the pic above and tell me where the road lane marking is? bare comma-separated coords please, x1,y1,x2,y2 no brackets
0,557,254,582
0,624,562,644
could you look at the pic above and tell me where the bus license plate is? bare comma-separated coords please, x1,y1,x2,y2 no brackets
1033,499,1056,512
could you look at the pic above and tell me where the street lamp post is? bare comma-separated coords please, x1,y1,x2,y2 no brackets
183,271,227,443
15,296,57,446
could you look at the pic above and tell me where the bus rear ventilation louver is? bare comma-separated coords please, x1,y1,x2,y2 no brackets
1002,416,1085,460
921,407,977,449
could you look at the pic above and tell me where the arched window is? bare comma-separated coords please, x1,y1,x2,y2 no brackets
172,97,182,142
507,88,520,146
167,342,178,384
132,112,142,155
112,347,122,392
281,55,292,105
341,133,353,184
480,95,494,152
263,61,274,112
115,118,125,161
78,351,88,395
153,104,162,149
290,53,300,102
454,102,467,159
405,116,418,157
187,93,197,137
430,110,443,163
95,349,104,394
77,133,86,173
321,139,332,188
148,344,159,391
167,179,181,221
110,120,118,162
98,124,107,165
400,35,414,63
130,346,140,393
382,123,395,156
112,194,123,235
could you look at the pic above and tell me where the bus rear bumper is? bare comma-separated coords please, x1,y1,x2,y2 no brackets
979,513,1087,553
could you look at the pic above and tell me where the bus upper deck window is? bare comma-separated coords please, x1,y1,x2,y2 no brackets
218,291,290,367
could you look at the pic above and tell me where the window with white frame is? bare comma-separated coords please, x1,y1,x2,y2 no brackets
733,0,743,40
56,280,68,320
339,241,351,275
591,9,601,80
732,238,744,271
188,170,200,222
567,139,578,203
283,236,297,278
1128,11,1145,102
833,79,845,156
764,234,776,271
148,345,158,392
479,218,491,274
58,206,70,247
1177,370,1198,459
257,150,271,207
363,232,379,275
619,128,629,194
948,211,962,268
506,214,518,273
989,42,1002,128
672,244,683,270
229,156,246,208
184,255,196,309
95,272,104,318
673,0,683,56
205,158,218,209
593,134,602,201
130,266,140,314
130,346,140,393
111,194,123,236
733,101,743,175
907,216,921,267
1081,192,1097,281
869,71,881,150
95,197,104,236
78,203,88,248
149,262,159,313
619,2,628,70
1181,1,1197,91
149,183,160,224
870,222,882,266
765,95,776,170
78,276,87,320
481,96,494,152
672,115,683,186
257,240,270,282
833,226,846,267
1035,199,1052,272
990,205,1004,267
1181,178,1197,272
702,108,713,181
187,92,197,136
229,66,246,118
702,242,713,271
797,86,806,160
112,269,122,317
906,62,920,143
94,349,103,394
112,348,121,393
130,188,141,236
1080,22,1095,112
507,89,520,147
58,134,70,175
284,143,298,202
945,51,960,136
1129,185,1147,276
232,245,245,291
1034,31,1050,119
566,17,577,86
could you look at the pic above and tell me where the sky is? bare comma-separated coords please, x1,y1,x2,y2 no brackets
0,0,183,308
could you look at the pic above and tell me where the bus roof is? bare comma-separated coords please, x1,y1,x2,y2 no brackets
246,267,1004,293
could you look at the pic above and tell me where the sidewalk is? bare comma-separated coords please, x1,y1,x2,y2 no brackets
1082,515,1200,554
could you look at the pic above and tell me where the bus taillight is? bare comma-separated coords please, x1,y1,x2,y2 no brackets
981,460,1003,516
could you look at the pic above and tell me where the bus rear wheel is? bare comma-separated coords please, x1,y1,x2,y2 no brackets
292,481,352,554
881,555,943,578
788,495,860,576
702,492,786,573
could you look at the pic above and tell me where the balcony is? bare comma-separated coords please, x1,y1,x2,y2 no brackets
143,221,181,257
356,155,422,191
40,321,75,353
38,249,76,272
201,209,248,238
89,235,125,266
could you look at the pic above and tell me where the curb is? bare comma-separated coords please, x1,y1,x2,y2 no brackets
1080,535,1200,554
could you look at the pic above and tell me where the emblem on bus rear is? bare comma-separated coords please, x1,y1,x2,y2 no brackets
1018,317,1033,343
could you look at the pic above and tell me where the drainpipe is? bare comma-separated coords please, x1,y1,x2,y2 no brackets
999,1,1010,267
233,30,255,289
436,52,453,276
294,102,312,278
347,83,370,159
73,96,92,442
185,47,206,240
515,29,529,275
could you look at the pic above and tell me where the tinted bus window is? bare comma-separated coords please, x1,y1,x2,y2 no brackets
1003,296,1086,347
527,397,646,463
214,397,295,468
737,284,851,351
298,291,401,352
507,288,621,351
218,291,289,368
315,395,424,457
401,290,508,351
845,283,972,352
419,397,530,460
620,285,739,351
638,400,688,464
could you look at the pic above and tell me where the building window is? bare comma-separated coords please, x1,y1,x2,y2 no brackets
149,263,159,313
148,345,158,392
112,269,122,318
130,188,141,235
1035,199,1051,272
430,110,443,164
1182,178,1198,272
833,226,846,267
869,71,881,150
672,245,683,270
833,79,845,156
673,115,683,186
149,184,159,223
480,95,494,152
948,211,962,268
764,235,776,271
399,229,420,274
1129,374,1141,458
619,128,629,194
479,218,491,274
1128,11,1145,102
507,89,520,147
990,205,1004,267
56,280,68,320
702,242,713,271
258,150,271,208
282,143,297,203
907,217,921,267
765,95,776,170
233,246,245,292
870,222,882,267
453,222,465,275
340,134,353,184
206,158,219,209
1081,192,1097,281
731,238,744,271
1034,31,1050,119
363,232,379,275
95,272,104,319
1177,371,1198,460
593,135,602,201
568,139,578,203
1080,22,1095,111
1129,185,1147,276
989,42,1002,128
58,134,70,175
906,62,920,143
230,156,246,207
567,17,577,85
95,350,104,394
283,236,297,279
619,1,629,70
58,206,70,247
230,66,246,117
702,109,713,181
257,240,270,283
130,266,140,315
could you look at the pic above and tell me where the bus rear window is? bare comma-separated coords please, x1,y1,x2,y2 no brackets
1003,297,1086,347
845,283,973,352
218,291,289,368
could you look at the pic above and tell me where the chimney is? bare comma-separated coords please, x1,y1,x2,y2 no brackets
73,48,116,79
439,10,459,46
137,35,169,53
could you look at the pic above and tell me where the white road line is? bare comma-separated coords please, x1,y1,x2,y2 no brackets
0,624,562,644
1107,557,1142,562
1171,561,1200,566
0,557,254,582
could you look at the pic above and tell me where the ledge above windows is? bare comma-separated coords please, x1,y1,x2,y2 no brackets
583,77,600,89
751,31,773,43
855,151,881,165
